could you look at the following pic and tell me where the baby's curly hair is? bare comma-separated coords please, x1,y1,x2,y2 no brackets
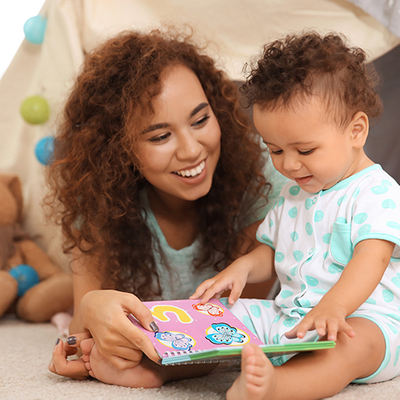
46,29,269,300
241,31,383,128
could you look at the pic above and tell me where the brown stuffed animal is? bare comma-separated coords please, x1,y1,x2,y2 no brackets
0,173,73,322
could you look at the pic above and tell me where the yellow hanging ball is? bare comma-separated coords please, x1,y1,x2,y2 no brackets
20,95,50,125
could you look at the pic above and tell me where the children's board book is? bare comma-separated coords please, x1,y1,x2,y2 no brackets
127,299,335,366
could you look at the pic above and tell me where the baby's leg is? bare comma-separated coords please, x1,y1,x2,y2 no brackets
228,318,385,400
80,338,215,388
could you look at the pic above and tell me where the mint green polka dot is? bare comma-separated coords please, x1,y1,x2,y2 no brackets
336,217,347,224
337,195,347,206
273,315,280,323
269,218,274,227
243,315,257,334
387,221,400,230
382,199,396,209
305,198,316,210
273,334,281,344
310,288,328,294
314,210,324,222
300,299,311,307
323,251,329,259
275,252,285,262
365,298,376,305
358,224,371,236
250,305,261,318
382,179,392,187
352,187,360,199
353,213,368,224
283,318,297,327
301,284,306,291
391,275,400,288
280,290,293,299
278,196,285,207
289,185,300,196
286,275,292,282
260,300,272,308
260,234,273,245
290,266,298,276
322,233,331,244
281,304,288,309
288,207,298,218
306,222,313,235
290,232,299,242
328,263,343,274
371,185,389,195
293,251,304,261
297,308,307,315
394,346,400,367
305,275,319,286
383,289,394,302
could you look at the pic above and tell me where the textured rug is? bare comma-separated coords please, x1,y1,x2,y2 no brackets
1,315,400,399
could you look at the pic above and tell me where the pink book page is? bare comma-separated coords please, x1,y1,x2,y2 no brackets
128,299,264,356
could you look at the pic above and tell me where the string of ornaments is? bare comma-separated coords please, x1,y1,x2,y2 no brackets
19,14,54,167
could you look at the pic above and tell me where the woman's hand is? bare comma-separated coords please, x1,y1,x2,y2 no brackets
49,332,91,379
78,290,160,369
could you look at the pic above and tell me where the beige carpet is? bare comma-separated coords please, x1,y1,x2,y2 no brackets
1,315,400,399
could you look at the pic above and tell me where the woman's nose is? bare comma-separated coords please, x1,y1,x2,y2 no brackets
176,131,202,160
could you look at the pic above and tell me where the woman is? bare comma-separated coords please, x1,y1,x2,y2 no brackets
47,28,287,381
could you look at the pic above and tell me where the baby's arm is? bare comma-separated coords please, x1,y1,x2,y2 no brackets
190,244,275,305
286,239,395,341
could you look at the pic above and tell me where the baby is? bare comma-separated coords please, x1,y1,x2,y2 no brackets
191,31,400,399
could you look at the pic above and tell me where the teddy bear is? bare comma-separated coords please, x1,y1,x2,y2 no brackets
0,173,73,322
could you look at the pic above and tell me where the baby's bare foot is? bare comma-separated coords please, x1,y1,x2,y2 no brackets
227,344,277,400
80,338,165,388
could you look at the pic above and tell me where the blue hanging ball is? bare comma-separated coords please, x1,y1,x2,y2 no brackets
9,264,40,297
24,15,47,45
35,136,55,165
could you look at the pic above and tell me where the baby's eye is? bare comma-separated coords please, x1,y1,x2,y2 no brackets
149,132,171,142
298,149,315,155
193,115,210,127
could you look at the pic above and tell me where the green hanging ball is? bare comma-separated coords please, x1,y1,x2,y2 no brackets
20,96,50,125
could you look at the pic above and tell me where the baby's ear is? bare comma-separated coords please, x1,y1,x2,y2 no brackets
351,112,369,148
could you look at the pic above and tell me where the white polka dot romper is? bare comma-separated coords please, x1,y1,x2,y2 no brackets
227,164,400,383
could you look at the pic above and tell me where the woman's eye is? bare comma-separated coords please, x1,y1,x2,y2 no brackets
149,132,171,142
298,149,315,155
270,149,282,155
193,115,210,127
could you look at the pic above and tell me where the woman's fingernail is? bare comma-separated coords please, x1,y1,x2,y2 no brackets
150,321,159,332
55,338,60,346
67,336,77,345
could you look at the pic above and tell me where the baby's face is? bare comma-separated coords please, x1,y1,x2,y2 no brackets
253,98,366,193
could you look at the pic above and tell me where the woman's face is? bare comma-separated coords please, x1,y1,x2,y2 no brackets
138,64,221,203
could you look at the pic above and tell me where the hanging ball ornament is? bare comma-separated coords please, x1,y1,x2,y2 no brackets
35,136,54,165
23,15,48,45
20,95,50,125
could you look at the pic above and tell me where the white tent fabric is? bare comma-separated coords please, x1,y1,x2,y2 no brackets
0,0,399,270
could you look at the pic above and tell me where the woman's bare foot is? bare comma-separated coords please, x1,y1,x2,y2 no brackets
227,343,277,400
80,338,166,388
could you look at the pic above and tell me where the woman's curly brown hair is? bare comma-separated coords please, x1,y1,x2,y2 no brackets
241,31,383,128
46,29,269,300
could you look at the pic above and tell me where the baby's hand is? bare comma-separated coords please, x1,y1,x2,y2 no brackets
190,262,248,305
285,304,355,341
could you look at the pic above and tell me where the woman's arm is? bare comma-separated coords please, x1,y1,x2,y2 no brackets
286,239,395,341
